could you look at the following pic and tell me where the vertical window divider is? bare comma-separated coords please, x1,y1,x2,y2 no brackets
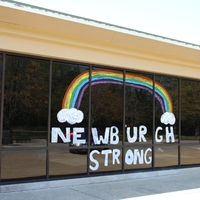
178,78,181,167
0,53,6,182
122,70,126,172
46,59,52,179
87,66,92,175
152,74,155,170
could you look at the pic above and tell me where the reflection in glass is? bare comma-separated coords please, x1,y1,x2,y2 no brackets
0,54,2,136
4,55,49,146
51,62,89,147
1,150,46,181
49,146,87,176
155,144,178,167
125,72,153,142
181,79,200,141
181,79,200,165
155,76,179,143
2,53,200,181
181,144,200,165
154,76,178,168
91,68,123,145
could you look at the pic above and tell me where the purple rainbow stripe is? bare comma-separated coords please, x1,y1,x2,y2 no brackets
62,70,173,113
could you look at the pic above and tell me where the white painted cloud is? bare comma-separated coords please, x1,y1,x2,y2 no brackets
57,108,84,125
160,112,176,125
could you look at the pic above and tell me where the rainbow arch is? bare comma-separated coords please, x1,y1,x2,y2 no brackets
62,70,173,113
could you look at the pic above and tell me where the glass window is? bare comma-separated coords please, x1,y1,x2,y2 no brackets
3,55,49,147
49,146,87,176
89,68,123,173
51,62,89,129
125,72,153,170
0,53,2,83
0,53,2,133
1,150,46,181
50,61,90,174
2,52,200,182
155,144,178,167
181,145,200,165
181,79,200,165
154,76,179,167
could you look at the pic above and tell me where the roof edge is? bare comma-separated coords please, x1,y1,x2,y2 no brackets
0,0,200,50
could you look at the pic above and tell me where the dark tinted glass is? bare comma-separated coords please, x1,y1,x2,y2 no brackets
124,72,153,170
50,61,89,176
154,76,179,167
1,150,46,181
3,55,49,147
89,68,123,173
0,54,2,135
49,146,87,177
181,79,200,165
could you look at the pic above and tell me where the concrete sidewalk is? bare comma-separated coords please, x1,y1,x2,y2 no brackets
0,167,200,200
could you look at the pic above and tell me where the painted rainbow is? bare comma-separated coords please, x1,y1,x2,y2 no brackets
62,70,173,113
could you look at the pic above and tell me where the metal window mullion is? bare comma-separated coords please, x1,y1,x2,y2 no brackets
87,66,92,175
152,74,155,170
46,59,52,179
178,78,181,167
0,53,6,182
122,70,126,172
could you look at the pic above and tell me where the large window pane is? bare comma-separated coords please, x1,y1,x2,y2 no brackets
50,61,90,175
155,144,178,167
125,72,153,170
155,76,179,168
1,150,46,181
51,61,89,140
3,55,49,147
181,79,200,165
0,53,2,136
91,68,123,132
49,145,87,176
181,144,200,165
89,68,123,173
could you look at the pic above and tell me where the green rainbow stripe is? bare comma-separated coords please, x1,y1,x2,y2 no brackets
62,70,173,113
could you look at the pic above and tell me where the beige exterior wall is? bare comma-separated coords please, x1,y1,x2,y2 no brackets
0,5,200,79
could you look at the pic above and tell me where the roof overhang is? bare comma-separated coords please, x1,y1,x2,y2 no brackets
0,0,200,79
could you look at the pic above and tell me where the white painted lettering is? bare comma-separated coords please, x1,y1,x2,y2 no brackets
112,149,121,165
110,126,119,144
139,125,147,142
155,127,163,143
133,149,144,164
144,148,152,164
125,149,133,165
102,149,112,166
126,127,137,143
165,126,175,143
125,148,152,165
73,127,86,144
89,150,100,171
51,127,70,143
92,127,109,145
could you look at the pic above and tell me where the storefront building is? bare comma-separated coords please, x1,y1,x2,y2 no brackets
0,1,200,185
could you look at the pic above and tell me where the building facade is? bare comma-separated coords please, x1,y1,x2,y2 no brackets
0,1,200,185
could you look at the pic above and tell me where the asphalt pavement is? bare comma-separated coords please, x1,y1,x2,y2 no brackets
0,167,200,200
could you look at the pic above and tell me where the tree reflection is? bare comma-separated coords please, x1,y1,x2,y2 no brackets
4,55,49,131
90,84,123,128
181,80,200,137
